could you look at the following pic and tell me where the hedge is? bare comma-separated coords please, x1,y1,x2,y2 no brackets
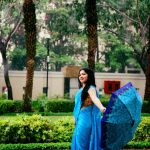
32,99,74,113
0,115,149,144
0,100,14,114
50,118,74,143
0,98,149,114
0,115,52,143
124,141,150,148
0,142,71,150
0,142,149,150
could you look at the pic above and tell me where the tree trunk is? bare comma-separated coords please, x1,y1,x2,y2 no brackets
0,41,13,100
23,0,36,112
144,17,150,101
85,0,98,71
96,35,99,62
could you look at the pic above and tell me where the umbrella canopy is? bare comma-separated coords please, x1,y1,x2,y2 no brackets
101,82,143,150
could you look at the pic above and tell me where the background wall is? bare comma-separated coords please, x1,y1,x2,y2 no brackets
0,71,145,100
0,71,64,100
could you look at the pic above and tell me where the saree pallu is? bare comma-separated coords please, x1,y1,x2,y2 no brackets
71,88,103,150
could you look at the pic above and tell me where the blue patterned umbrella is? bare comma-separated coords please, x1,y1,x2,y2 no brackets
101,82,143,150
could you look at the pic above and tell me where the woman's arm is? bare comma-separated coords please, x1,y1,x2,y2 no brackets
88,87,106,113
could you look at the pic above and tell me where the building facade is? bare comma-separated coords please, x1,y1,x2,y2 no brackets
0,70,145,100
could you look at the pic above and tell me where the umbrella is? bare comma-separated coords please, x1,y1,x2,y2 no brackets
101,82,143,150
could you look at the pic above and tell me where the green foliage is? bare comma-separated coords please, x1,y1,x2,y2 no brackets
0,141,149,150
44,4,85,71
13,100,23,113
0,142,71,150
48,8,78,35
0,0,22,36
132,0,150,31
125,141,150,149
0,100,14,114
2,0,149,73
11,32,26,48
72,0,86,24
46,100,74,113
32,94,49,112
0,115,52,143
0,97,149,114
0,114,149,145
0,94,7,100
64,92,70,99
32,95,74,112
95,62,105,72
9,42,48,70
80,58,106,72
103,34,139,72
51,118,74,142
100,94,111,101
0,112,73,117
97,0,149,72
34,42,47,70
9,47,26,70
142,101,150,113
0,141,149,149
80,60,88,68
35,94,49,101
50,53,77,71
132,116,150,142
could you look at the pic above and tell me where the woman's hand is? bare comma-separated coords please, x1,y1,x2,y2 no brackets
100,106,106,113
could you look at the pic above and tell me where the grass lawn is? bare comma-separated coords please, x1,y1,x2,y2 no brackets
0,112,149,123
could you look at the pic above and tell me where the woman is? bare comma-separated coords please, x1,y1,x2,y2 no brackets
71,68,106,150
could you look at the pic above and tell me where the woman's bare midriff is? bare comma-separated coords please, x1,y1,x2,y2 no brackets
81,96,93,110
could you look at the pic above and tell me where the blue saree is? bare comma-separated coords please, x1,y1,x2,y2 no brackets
71,87,103,150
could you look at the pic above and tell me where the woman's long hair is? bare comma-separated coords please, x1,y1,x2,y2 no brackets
78,68,96,102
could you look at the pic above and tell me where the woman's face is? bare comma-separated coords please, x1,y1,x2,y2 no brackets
79,70,88,84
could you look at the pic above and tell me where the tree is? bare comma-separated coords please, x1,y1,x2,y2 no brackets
96,0,150,100
9,47,26,70
0,0,22,99
73,0,150,99
145,17,150,100
9,43,46,71
23,0,36,111
46,4,85,71
85,0,98,71
9,1,85,71
103,34,139,73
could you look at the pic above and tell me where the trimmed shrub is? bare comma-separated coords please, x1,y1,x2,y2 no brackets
0,142,149,150
32,99,74,113
51,118,74,142
0,93,7,100
46,100,74,112
0,115,52,143
0,96,149,114
0,115,149,145
142,100,150,113
0,100,14,114
124,141,150,148
13,100,23,113
32,94,49,112
0,142,71,150
132,116,150,142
